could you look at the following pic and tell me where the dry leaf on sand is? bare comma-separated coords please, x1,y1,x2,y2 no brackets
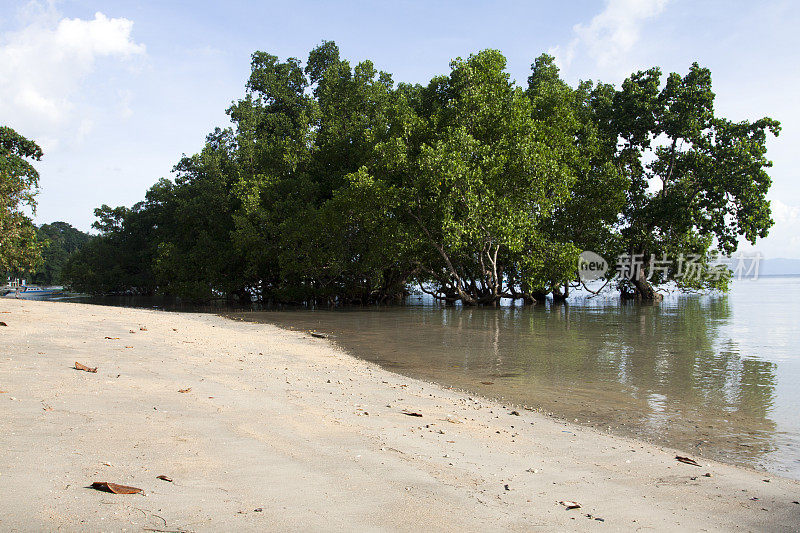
90,481,142,494
74,362,97,373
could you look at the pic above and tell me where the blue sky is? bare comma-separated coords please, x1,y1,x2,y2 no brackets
2,0,799,257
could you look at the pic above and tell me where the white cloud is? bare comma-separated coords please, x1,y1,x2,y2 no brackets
76,118,94,142
0,7,145,146
771,198,800,224
117,89,134,119
550,0,668,76
738,199,800,259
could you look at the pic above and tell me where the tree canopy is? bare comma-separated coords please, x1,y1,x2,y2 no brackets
32,222,91,285
0,126,44,275
63,43,779,304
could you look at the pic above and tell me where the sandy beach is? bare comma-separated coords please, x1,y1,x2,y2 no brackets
1,298,798,531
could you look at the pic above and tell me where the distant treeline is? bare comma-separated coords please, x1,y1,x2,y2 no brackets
34,222,91,285
1,222,91,286
62,42,779,305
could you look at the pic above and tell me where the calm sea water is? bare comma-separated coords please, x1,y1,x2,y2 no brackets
228,278,800,479
56,277,800,478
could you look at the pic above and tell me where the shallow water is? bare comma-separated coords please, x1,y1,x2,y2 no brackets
227,278,800,479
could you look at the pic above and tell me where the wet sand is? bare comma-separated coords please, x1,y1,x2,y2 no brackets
1,298,798,531
234,302,796,478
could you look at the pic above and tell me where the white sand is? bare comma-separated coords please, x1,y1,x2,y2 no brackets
0,298,798,531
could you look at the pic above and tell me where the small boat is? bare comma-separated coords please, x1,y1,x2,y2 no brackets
7,286,61,299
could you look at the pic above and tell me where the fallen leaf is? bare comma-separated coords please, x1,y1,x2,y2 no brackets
675,455,701,467
402,411,423,417
75,362,97,373
156,475,173,482
139,326,147,331
104,337,120,340
90,481,142,494
480,381,494,385
178,388,191,393
560,500,581,510
0,321,7,327
125,346,133,349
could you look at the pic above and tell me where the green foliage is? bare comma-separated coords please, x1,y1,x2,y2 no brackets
602,63,779,296
524,56,627,294
369,50,578,304
32,222,91,285
62,202,157,294
61,44,779,304
0,126,44,275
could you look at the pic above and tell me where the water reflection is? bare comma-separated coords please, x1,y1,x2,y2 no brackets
62,279,799,478
231,290,792,477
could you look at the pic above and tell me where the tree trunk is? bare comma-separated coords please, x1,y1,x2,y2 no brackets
631,271,663,302
530,291,548,304
552,284,568,302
